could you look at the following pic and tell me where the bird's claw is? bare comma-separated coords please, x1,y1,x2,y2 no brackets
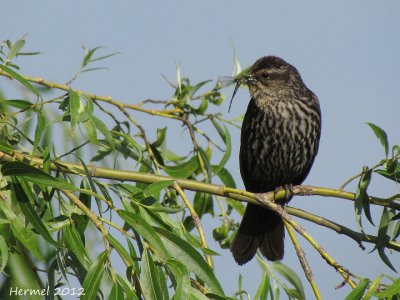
273,184,293,204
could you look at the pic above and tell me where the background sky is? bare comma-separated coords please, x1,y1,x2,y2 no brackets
1,1,400,298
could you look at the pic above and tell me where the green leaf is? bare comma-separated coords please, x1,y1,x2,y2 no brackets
33,111,46,154
192,98,208,114
354,168,374,230
375,161,400,183
140,249,169,300
143,180,174,199
190,288,210,300
367,122,389,157
210,119,231,170
116,274,139,300
159,147,186,162
0,200,43,259
63,224,91,270
74,94,94,123
83,118,98,145
82,67,108,73
88,51,120,63
0,99,33,109
215,126,231,174
374,277,400,298
189,80,212,98
204,293,235,300
112,130,143,163
69,91,80,134
167,259,191,300
212,222,231,248
198,146,212,180
270,261,305,300
7,38,25,60
152,127,167,148
163,156,199,179
141,202,184,214
391,218,400,243
0,64,40,97
82,46,102,67
138,206,177,233
155,227,224,296
363,275,383,300
118,210,169,261
127,238,140,274
16,51,42,56
47,259,57,300
14,178,62,247
193,191,213,218
0,236,8,273
92,115,115,150
107,234,135,266
344,279,369,300
109,282,125,300
1,161,78,191
254,272,270,300
0,140,13,152
375,207,396,271
385,157,398,174
81,250,108,300
212,165,236,189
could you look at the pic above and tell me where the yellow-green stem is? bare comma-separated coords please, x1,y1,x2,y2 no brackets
174,182,213,268
256,194,357,289
284,221,322,300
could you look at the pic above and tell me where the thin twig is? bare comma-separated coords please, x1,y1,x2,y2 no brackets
286,207,398,251
0,69,183,119
284,221,322,300
113,103,162,173
173,182,213,268
62,190,109,250
137,98,175,106
255,194,357,289
338,154,400,191
182,115,209,181
55,140,90,160
0,94,66,122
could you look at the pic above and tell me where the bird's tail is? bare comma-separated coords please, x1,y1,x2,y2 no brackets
230,203,284,265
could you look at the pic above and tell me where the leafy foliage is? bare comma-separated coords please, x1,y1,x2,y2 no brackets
0,37,399,299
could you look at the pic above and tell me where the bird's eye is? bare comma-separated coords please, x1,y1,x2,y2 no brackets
261,72,269,79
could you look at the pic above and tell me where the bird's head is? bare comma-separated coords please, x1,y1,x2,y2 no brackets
227,56,305,111
244,56,302,98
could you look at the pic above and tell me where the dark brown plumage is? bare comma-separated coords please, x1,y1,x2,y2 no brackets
230,56,321,265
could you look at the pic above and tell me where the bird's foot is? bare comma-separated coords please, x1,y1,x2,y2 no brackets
273,184,293,204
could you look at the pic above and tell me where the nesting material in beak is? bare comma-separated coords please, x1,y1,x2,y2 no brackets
228,74,254,112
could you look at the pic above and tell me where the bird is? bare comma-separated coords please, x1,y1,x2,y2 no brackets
230,56,321,265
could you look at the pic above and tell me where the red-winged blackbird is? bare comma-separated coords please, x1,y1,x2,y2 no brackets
230,56,321,265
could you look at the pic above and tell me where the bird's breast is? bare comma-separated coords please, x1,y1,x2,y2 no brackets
240,98,320,191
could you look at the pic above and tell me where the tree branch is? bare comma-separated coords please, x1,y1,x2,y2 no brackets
1,149,399,254
284,221,322,300
0,68,183,119
173,182,213,268
255,194,357,288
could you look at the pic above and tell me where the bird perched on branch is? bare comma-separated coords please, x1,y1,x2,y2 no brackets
230,56,321,265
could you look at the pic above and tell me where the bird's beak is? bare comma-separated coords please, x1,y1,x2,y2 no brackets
242,73,256,85
228,73,255,112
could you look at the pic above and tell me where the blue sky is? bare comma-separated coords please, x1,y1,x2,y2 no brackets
1,1,400,298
